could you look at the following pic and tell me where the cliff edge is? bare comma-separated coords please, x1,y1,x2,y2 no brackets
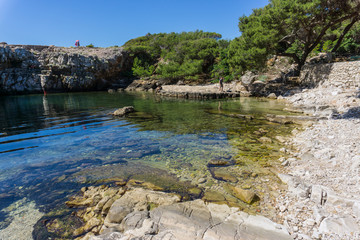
0,43,131,94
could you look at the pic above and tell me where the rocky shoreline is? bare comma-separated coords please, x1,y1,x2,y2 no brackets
2,43,360,239
54,185,290,240
113,61,360,239
274,61,360,240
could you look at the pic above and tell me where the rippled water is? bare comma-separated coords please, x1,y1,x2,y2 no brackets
0,91,294,233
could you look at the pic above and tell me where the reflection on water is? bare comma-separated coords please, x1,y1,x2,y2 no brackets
0,92,294,232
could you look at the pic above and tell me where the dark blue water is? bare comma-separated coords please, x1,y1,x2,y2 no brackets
0,91,293,230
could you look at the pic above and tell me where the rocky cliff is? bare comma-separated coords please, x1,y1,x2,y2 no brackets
0,43,131,94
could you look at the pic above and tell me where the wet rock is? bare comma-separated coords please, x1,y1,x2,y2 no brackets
227,114,254,120
105,205,132,224
210,168,238,183
62,185,293,240
197,178,206,184
229,185,258,204
188,187,202,197
112,106,135,117
259,136,273,144
207,159,233,167
127,179,164,191
202,190,226,202
66,196,94,207
266,114,294,124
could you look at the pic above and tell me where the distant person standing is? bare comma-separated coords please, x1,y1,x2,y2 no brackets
75,40,80,47
219,77,224,92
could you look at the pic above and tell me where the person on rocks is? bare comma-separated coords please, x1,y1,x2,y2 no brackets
75,40,80,47
219,77,224,92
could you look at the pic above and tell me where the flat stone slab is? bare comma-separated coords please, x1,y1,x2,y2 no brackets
91,198,292,240
159,84,240,99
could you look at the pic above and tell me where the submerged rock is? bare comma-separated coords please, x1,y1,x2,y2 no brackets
259,136,273,144
127,179,164,191
210,168,238,183
207,159,234,167
202,190,226,202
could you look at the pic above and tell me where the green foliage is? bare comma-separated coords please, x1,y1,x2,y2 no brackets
132,57,155,77
122,2,360,82
123,30,225,82
336,23,360,55
86,44,94,48
257,75,268,82
229,0,360,74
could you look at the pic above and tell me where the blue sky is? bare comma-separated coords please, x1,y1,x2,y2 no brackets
0,0,269,47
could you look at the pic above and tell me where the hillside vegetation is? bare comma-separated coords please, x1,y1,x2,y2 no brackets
123,0,360,83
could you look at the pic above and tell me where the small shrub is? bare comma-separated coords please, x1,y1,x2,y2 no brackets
86,44,95,48
257,75,267,82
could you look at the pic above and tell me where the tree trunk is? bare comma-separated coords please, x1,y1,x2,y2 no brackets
332,17,359,53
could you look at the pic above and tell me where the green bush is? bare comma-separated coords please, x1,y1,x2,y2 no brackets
132,57,155,78
123,31,226,82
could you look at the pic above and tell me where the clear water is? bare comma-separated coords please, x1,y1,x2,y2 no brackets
0,91,294,230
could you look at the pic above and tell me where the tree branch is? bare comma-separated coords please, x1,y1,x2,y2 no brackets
331,17,360,52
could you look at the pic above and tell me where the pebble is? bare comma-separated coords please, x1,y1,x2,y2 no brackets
197,178,206,184
279,205,287,212
304,219,315,226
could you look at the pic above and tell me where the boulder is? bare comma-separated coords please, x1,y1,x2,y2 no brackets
267,93,277,99
318,216,360,235
202,190,226,202
112,106,135,117
230,186,258,204
241,71,258,87
119,211,149,232
210,168,238,183
105,205,132,224
259,136,273,144
248,81,266,96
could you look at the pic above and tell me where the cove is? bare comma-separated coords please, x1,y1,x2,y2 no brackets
0,92,295,237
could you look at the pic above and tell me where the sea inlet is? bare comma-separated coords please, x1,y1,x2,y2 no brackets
0,91,295,238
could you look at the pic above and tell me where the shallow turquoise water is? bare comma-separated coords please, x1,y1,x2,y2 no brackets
0,91,293,228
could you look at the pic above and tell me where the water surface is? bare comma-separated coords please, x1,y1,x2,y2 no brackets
0,91,294,232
